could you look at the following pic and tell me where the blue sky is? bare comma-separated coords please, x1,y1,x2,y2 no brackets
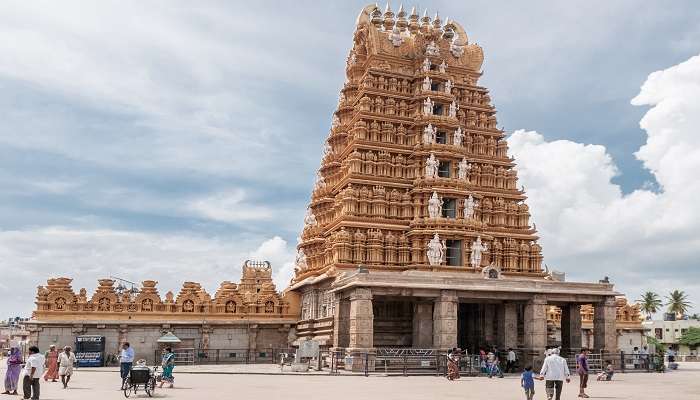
1,1,699,317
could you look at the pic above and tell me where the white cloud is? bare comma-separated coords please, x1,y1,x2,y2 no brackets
0,227,290,316
247,236,297,290
508,54,700,310
188,189,274,223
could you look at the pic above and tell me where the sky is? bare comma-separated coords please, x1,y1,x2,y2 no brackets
0,1,699,318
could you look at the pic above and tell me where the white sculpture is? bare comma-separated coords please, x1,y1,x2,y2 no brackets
427,233,446,266
295,249,308,271
457,157,470,180
348,53,357,66
450,41,464,58
332,114,340,128
389,26,404,47
453,127,463,146
427,191,442,218
470,236,488,268
422,123,436,144
439,61,447,73
304,208,318,227
449,101,458,118
422,76,432,92
425,153,439,178
426,40,440,56
422,97,434,115
422,58,431,72
314,172,326,190
444,79,452,94
338,92,345,105
464,194,478,219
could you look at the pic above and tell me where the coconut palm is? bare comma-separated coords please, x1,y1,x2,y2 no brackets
636,291,662,320
666,290,692,319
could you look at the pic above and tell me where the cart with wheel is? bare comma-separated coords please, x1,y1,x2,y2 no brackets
123,365,158,398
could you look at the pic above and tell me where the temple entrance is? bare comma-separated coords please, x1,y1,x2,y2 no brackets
373,299,413,347
458,302,522,354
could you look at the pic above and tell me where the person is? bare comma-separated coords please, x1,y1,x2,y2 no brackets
479,348,487,373
446,348,461,380
576,348,590,398
487,351,504,378
23,346,45,400
597,361,614,381
632,346,640,369
159,347,175,388
507,348,517,373
3,346,23,395
42,345,59,382
538,348,570,400
118,342,135,388
640,346,650,369
58,346,77,389
521,366,536,400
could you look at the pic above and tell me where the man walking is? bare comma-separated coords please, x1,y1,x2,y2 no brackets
23,346,45,400
576,348,590,398
118,342,135,388
506,348,517,373
538,348,570,400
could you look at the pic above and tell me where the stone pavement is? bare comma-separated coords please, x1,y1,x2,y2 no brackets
1,363,698,400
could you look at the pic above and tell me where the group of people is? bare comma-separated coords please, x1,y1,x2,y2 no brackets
445,346,518,380
3,344,77,400
118,342,175,389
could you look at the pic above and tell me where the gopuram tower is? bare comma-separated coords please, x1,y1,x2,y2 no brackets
290,4,619,370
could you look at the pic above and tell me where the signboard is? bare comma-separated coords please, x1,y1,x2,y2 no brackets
75,335,105,367
75,351,103,367
298,340,320,359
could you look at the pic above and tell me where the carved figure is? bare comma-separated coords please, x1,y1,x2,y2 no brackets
389,26,404,46
445,79,452,94
470,236,488,268
449,101,458,118
453,127,463,146
425,153,439,178
428,191,442,218
314,172,326,191
427,233,446,266
464,195,478,219
422,97,434,115
296,249,308,272
422,123,436,144
304,208,318,227
422,58,431,72
439,61,447,73
422,76,431,92
457,157,470,180
426,40,440,56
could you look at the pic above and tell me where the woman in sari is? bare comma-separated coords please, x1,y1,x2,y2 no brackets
159,347,175,388
446,348,461,380
2,346,23,394
43,345,59,382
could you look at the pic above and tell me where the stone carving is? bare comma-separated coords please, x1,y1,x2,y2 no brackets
457,157,470,180
470,236,489,268
439,61,447,73
426,40,440,56
422,76,431,92
464,194,478,219
427,233,446,266
422,123,436,144
425,153,439,178
450,39,465,57
444,79,452,94
332,114,340,128
428,191,442,218
482,264,501,279
295,249,308,273
304,208,318,227
422,58,431,72
388,26,403,46
449,101,458,118
422,97,433,115
314,172,326,191
453,127,463,146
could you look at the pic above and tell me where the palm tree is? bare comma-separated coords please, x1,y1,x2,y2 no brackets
636,291,662,320
666,290,692,319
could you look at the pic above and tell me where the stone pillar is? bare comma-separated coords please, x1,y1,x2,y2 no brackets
561,304,582,354
345,288,374,371
412,301,434,348
433,290,458,350
248,324,259,362
594,297,618,357
523,295,547,369
483,304,496,344
496,303,518,349
333,297,350,348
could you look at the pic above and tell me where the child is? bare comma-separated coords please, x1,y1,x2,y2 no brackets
521,366,535,400
596,361,614,381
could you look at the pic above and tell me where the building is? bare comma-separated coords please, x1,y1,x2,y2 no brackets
289,4,620,370
27,261,299,364
547,298,645,353
1,317,30,351
644,319,700,358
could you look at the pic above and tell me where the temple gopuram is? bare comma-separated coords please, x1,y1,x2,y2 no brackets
288,4,623,370
28,261,299,363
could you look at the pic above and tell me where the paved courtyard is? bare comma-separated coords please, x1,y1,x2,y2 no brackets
1,363,698,400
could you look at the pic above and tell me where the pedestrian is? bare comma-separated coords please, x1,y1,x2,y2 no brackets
576,348,590,398
538,348,570,400
632,346,640,369
507,348,517,373
487,351,504,378
446,348,461,380
3,345,23,395
42,345,58,382
640,346,649,369
521,365,535,400
118,342,135,388
23,346,45,400
159,347,175,388
58,346,77,389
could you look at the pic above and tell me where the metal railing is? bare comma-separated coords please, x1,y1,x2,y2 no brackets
154,348,294,365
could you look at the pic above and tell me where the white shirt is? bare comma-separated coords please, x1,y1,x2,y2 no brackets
24,353,46,378
59,352,76,367
540,354,570,381
507,351,516,362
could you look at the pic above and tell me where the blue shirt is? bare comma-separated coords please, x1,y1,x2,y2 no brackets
120,347,135,363
521,370,535,389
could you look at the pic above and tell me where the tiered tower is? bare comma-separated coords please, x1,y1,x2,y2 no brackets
295,4,542,284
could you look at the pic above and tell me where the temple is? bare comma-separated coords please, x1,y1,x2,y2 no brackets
289,4,622,370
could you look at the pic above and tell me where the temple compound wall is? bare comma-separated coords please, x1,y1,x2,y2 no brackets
28,261,299,364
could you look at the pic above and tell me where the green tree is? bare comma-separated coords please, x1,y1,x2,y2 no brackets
636,291,662,320
666,290,692,318
679,327,700,347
